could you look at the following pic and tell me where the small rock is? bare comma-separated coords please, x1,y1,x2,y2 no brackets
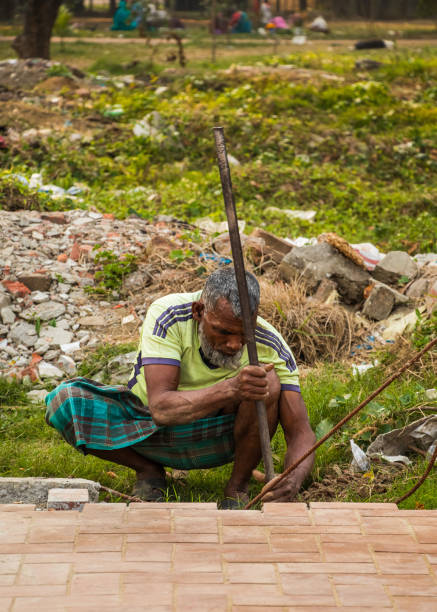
362,284,395,320
0,306,15,325
33,338,50,354
425,389,437,400
41,212,67,224
31,291,50,304
57,354,76,375
27,389,49,403
77,315,105,327
372,251,418,285
38,361,63,379
122,314,135,325
43,349,60,362
21,301,66,322
38,326,73,347
406,278,429,298
9,322,37,347
17,273,51,292
0,293,11,309
57,283,71,294
60,341,81,354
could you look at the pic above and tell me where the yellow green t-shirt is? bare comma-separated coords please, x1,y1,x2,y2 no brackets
128,290,300,407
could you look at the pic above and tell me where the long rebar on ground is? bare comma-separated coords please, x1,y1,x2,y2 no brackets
245,336,437,509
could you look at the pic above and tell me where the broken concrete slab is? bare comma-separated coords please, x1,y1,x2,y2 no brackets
362,283,409,321
279,242,370,303
0,478,100,506
406,277,429,298
250,228,293,264
372,250,418,285
47,487,89,511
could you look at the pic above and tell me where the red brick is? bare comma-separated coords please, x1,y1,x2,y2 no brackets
2,280,31,296
125,542,172,562
71,572,120,595
18,563,70,585
336,583,392,607
57,253,68,262
70,242,80,261
227,563,277,584
375,552,430,574
174,543,221,572
75,533,123,553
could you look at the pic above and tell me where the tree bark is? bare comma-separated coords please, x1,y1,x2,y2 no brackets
0,0,16,21
12,0,63,59
109,0,117,16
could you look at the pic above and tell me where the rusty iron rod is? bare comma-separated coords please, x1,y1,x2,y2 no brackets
245,336,437,509
213,126,275,483
395,442,437,504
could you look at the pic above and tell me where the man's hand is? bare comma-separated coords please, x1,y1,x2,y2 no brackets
260,473,300,503
232,363,275,402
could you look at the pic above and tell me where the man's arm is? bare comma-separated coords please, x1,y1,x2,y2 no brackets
144,363,275,426
261,390,316,502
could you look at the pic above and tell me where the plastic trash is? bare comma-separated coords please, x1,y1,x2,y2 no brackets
104,105,124,118
266,207,316,221
199,252,232,265
350,439,371,472
351,361,379,376
350,242,384,271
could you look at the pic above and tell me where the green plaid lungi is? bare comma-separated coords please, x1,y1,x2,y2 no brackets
45,377,236,469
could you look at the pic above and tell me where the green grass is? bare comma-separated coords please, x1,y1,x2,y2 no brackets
1,342,435,507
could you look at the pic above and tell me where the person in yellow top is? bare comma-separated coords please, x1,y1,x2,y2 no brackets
46,267,315,507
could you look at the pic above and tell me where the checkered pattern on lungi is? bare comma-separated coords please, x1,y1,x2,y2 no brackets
45,377,236,469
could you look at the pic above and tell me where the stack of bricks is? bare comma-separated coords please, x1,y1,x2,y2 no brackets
0,501,436,610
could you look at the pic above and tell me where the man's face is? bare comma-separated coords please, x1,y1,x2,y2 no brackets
193,297,256,370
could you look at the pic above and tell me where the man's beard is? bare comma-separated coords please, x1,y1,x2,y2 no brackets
198,322,243,370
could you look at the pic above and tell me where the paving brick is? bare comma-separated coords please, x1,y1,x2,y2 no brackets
82,503,127,516
0,505,36,513
227,563,277,583
47,488,89,511
12,595,121,611
360,516,410,535
278,562,376,574
336,583,392,607
173,543,221,572
364,535,420,553
75,533,123,553
321,541,373,562
24,552,122,564
18,563,71,585
0,575,14,586
125,542,172,562
70,572,121,595
262,503,309,514
375,552,430,574
280,573,333,596
222,526,268,544
230,583,331,607
79,520,171,534
411,525,437,544
232,607,285,612
0,543,74,555
74,561,171,574
126,532,218,544
123,571,224,584
312,508,360,525
223,551,321,563
174,517,218,533
0,555,21,575
122,582,173,604
270,534,319,553
175,583,227,611
270,525,361,534
0,600,12,610
28,525,77,544
310,502,398,512
394,596,437,611
0,584,66,597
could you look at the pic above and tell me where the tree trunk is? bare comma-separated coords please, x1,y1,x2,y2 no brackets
109,0,117,16
0,0,16,21
12,0,63,59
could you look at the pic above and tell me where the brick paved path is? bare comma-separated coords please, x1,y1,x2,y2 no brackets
0,501,436,611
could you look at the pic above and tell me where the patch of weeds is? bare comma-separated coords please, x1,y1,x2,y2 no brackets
411,309,437,349
46,63,73,78
87,248,138,296
0,378,29,407
77,342,137,380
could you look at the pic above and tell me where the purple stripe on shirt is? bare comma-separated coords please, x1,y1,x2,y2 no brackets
156,312,193,338
153,302,193,337
142,357,181,367
281,384,301,393
255,326,296,373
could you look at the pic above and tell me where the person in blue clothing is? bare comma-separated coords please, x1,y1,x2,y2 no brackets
229,9,252,33
111,0,136,31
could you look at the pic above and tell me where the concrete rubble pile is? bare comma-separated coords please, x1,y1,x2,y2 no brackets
0,208,179,388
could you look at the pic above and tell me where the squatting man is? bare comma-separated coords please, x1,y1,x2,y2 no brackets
46,267,316,507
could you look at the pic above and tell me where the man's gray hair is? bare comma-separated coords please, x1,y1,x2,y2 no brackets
201,267,260,318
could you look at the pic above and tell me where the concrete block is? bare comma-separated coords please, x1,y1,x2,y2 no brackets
47,488,89,511
0,478,100,506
